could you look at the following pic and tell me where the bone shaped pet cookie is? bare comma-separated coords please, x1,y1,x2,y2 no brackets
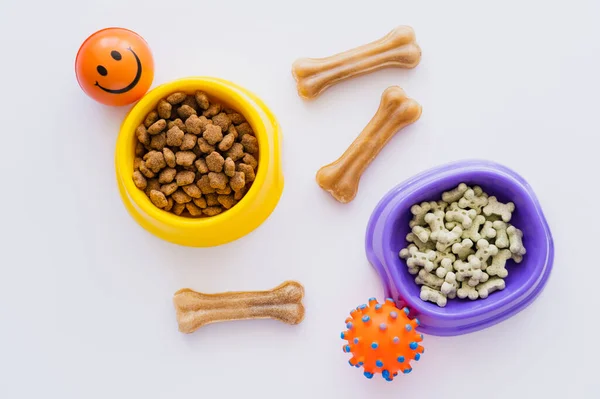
476,277,505,299
420,286,447,307
316,86,422,203
173,281,305,333
507,226,526,256
458,189,489,213
292,26,421,100
483,196,515,222
400,245,437,272
446,205,477,229
410,202,432,228
487,249,512,278
442,183,468,203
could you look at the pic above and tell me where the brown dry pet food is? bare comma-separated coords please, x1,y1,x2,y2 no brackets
195,91,210,110
237,163,255,182
133,170,147,190
202,206,222,216
163,148,176,168
178,105,196,119
203,103,221,118
166,92,186,105
144,111,158,127
203,125,223,145
243,154,258,170
205,193,219,206
133,92,259,217
176,171,196,186
150,190,168,208
181,134,197,151
206,151,225,173
158,168,177,184
158,99,172,119
224,157,235,177
150,133,167,150
136,125,150,146
172,203,186,215
183,184,202,198
241,135,258,154
212,113,231,132
166,126,185,147
193,197,207,208
195,158,209,174
229,113,245,125
161,182,178,196
218,133,235,152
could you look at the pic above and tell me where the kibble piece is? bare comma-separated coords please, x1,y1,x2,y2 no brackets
150,132,167,150
195,158,209,174
147,119,167,135
149,190,169,208
163,148,176,168
224,157,235,177
135,142,145,157
177,105,197,120
206,151,225,173
185,114,202,135
230,171,246,192
193,197,207,208
228,125,238,139
160,182,178,196
165,196,174,212
167,118,187,133
183,183,202,198
208,172,228,190
205,193,219,206
228,112,245,125
243,154,258,170
195,91,210,110
218,195,236,209
196,175,216,194
182,95,199,112
132,170,147,189
180,133,197,151
134,157,143,170
136,124,150,146
212,113,232,132
203,206,222,216
175,151,196,167
203,124,223,145
157,99,172,119
237,163,256,182
186,202,203,216
176,170,196,186
203,103,221,118
166,92,186,105
139,161,155,178
234,185,247,201
236,122,254,138
145,178,160,196
144,111,158,127
166,126,185,147
197,137,216,153
218,133,235,152
226,142,245,161
158,168,177,184
172,203,186,216
241,135,259,154
172,189,192,204
144,151,166,172
216,186,232,195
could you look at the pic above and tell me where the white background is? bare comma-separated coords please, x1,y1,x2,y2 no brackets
1,0,599,398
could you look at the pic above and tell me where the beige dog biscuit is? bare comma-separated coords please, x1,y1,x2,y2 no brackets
452,238,474,260
173,281,305,333
400,245,437,272
457,281,479,300
483,196,515,222
446,204,477,229
458,189,489,213
426,210,446,241
435,257,454,279
441,272,458,299
292,26,421,100
406,232,435,251
442,183,468,203
435,226,463,252
474,239,498,269
455,256,487,286
410,202,432,228
487,249,512,278
492,221,510,249
420,286,447,307
316,86,421,203
415,269,444,289
480,221,497,240
507,225,526,256
476,277,506,299
462,215,485,242
411,225,431,243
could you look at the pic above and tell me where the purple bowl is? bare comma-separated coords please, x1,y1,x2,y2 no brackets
365,160,554,336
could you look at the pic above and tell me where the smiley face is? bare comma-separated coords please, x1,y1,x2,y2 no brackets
76,28,154,106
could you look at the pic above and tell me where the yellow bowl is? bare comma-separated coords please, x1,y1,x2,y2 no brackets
115,77,283,247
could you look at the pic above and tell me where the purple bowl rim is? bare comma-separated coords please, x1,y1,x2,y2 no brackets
365,159,555,336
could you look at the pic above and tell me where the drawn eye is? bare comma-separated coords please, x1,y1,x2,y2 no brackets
111,50,122,61
96,65,108,76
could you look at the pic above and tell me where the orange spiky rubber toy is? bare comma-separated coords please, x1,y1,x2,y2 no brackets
341,298,424,381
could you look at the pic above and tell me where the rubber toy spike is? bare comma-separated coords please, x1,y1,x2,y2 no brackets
340,297,424,381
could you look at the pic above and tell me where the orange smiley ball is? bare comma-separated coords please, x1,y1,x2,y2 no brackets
75,28,154,106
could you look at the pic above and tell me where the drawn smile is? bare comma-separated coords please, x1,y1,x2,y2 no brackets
94,47,142,94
